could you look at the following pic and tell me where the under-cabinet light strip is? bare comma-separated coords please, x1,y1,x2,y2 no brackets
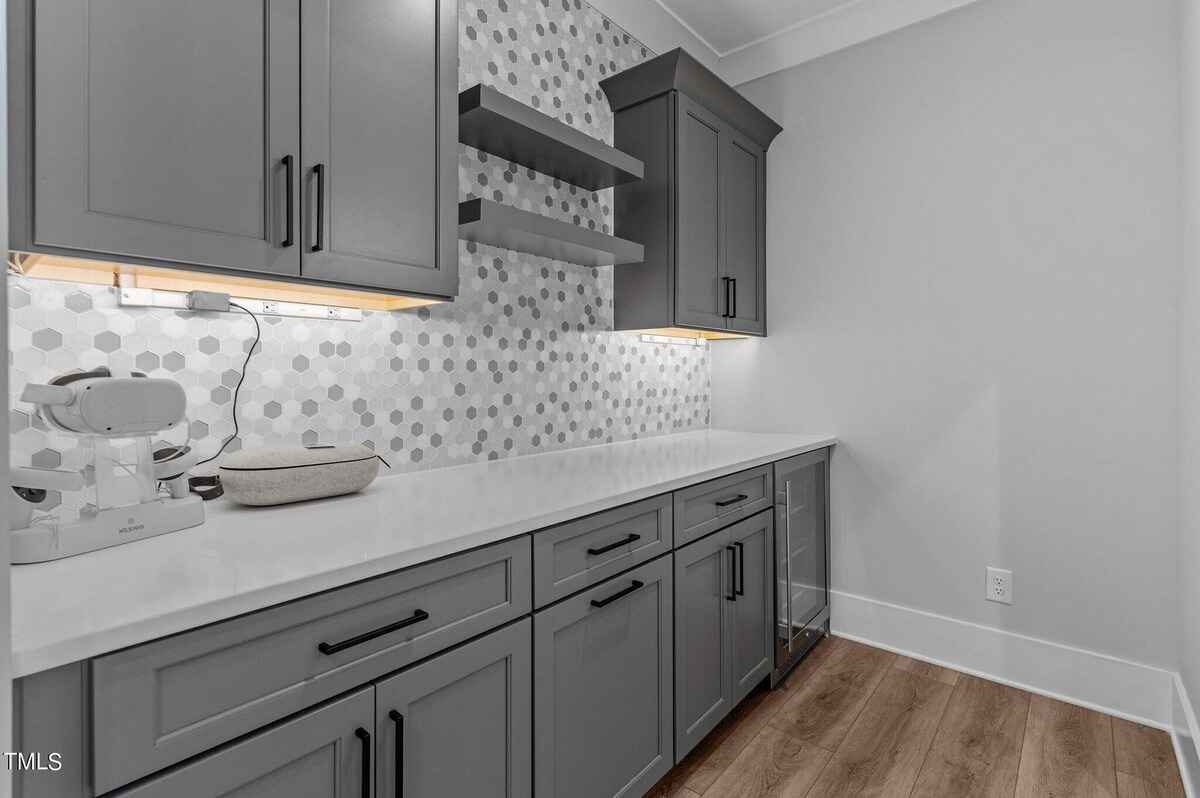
117,285,363,322
639,333,706,347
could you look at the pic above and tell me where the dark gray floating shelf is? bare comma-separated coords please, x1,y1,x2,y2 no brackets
459,84,644,191
458,198,645,267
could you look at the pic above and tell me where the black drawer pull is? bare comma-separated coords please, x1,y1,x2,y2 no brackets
726,546,737,601
317,609,430,655
715,493,749,508
722,276,732,318
591,579,644,608
587,533,641,556
735,541,745,596
389,710,404,798
281,155,295,247
354,727,371,798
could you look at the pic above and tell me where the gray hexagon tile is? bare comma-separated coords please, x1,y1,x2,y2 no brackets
7,0,710,519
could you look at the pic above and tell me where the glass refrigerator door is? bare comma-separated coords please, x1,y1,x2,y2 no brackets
776,454,828,657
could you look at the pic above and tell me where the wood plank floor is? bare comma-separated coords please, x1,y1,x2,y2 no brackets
646,636,1184,798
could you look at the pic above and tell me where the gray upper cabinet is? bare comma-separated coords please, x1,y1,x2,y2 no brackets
13,0,301,277
534,556,674,798
722,128,766,335
9,0,458,299
674,509,775,760
603,48,780,336
110,688,374,798
674,94,727,331
374,620,532,798
299,0,457,297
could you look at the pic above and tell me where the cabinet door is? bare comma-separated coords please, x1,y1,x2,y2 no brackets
729,511,775,704
375,620,531,798
674,529,734,760
534,557,673,798
30,0,300,276
674,93,728,330
722,128,766,335
300,0,458,297
112,688,373,798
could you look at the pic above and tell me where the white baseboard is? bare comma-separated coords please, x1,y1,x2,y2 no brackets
1172,674,1200,798
830,589,1174,729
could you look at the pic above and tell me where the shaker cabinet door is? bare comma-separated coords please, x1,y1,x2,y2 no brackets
374,620,532,798
729,511,775,704
111,688,374,798
300,0,458,296
674,93,728,330
722,129,766,335
29,0,301,276
674,528,735,759
534,557,674,798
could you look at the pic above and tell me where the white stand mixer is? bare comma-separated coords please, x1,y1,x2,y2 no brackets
10,368,205,563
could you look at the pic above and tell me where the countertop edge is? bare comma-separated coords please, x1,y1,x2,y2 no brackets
13,433,836,677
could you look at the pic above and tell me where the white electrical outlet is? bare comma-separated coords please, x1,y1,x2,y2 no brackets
260,301,280,315
986,567,1013,604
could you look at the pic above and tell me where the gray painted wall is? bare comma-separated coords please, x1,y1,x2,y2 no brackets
1179,0,1200,783
711,0,1181,668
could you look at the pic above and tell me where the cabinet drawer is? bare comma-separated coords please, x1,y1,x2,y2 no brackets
532,494,672,607
673,465,773,545
111,687,374,798
92,537,531,793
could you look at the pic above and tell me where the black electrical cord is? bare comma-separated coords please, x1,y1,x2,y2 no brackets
197,301,261,467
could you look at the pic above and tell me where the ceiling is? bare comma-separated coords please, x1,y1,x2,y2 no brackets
654,0,857,56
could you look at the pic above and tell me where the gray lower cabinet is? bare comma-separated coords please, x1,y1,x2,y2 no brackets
673,525,733,758
91,537,530,793
674,510,774,760
533,556,674,798
374,620,532,798
111,688,375,798
729,512,775,703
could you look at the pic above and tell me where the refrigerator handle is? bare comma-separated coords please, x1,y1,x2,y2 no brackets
781,479,794,652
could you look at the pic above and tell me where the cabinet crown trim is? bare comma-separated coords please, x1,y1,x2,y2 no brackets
600,48,782,149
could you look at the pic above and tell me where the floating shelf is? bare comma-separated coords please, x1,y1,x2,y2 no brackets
459,85,644,191
459,199,644,267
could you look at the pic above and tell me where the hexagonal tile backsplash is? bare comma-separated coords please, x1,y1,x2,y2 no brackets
7,0,712,512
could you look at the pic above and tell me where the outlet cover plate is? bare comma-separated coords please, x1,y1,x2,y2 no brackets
986,567,1012,604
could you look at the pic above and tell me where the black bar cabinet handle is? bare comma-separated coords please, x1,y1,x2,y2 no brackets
587,533,641,556
354,727,371,798
731,277,737,319
312,163,326,252
591,579,644,608
735,541,745,596
388,710,404,798
317,609,429,655
721,276,731,317
726,546,737,601
715,493,748,508
281,155,294,247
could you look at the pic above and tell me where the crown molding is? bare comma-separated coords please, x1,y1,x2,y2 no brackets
718,0,983,85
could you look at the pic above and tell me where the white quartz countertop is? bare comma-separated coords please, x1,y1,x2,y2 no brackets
11,429,835,678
